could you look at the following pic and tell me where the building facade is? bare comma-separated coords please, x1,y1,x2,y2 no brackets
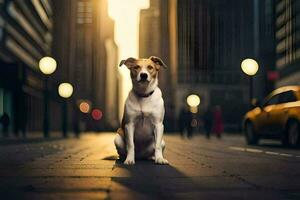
176,0,258,131
52,0,119,131
275,0,300,87
139,0,177,131
0,0,61,135
139,0,259,131
0,0,118,136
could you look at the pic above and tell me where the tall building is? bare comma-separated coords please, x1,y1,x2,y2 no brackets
139,0,253,131
52,0,119,131
176,0,258,130
275,0,300,87
139,0,177,131
0,0,61,134
256,0,276,95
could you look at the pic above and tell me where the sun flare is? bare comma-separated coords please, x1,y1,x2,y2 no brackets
108,0,149,121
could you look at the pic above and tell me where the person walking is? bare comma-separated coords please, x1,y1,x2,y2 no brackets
0,112,10,137
212,105,224,138
178,105,194,138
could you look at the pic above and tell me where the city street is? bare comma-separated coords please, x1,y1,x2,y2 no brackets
0,133,300,199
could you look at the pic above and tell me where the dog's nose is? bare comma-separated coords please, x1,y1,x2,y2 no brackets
140,73,148,80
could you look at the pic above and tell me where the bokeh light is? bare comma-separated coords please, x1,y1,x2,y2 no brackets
241,58,259,76
58,83,73,98
79,101,90,113
92,109,103,120
186,94,201,107
190,106,198,114
39,56,57,75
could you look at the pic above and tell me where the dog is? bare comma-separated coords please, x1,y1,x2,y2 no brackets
114,56,169,165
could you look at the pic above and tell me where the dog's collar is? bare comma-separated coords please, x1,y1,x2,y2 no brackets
134,90,155,98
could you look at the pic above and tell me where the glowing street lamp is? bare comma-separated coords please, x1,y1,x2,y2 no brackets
79,101,91,113
241,58,259,106
187,94,200,113
39,56,57,138
58,83,73,99
39,57,57,75
58,82,73,137
241,59,259,76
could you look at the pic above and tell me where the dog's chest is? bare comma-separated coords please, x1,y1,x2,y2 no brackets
134,114,154,143
127,98,159,120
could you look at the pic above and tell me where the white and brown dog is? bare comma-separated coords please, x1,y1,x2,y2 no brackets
114,56,168,165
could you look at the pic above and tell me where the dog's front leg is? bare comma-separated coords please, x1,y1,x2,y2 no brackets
124,122,135,165
154,122,169,164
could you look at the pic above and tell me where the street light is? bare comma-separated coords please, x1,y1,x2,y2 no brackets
39,56,57,138
58,83,73,137
79,101,91,113
241,58,259,106
186,94,200,114
39,57,57,75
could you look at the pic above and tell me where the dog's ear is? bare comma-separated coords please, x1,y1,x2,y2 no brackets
119,57,136,68
149,56,167,69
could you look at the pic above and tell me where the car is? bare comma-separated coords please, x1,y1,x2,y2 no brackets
243,86,300,147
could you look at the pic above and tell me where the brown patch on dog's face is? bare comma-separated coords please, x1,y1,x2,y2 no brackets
130,63,142,80
147,63,157,79
120,57,166,82
136,59,158,81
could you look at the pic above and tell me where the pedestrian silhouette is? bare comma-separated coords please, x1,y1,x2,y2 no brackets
0,112,10,137
203,107,213,139
212,105,224,138
178,105,194,138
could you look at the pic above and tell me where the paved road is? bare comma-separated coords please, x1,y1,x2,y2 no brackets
0,133,300,199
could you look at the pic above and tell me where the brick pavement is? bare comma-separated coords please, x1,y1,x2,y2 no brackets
0,133,299,199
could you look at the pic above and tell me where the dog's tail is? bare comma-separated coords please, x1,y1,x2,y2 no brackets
117,128,125,137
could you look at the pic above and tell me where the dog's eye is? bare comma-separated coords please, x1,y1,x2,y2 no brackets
147,65,154,70
134,65,140,70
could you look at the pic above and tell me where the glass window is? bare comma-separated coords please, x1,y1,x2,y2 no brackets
278,91,297,103
264,94,279,106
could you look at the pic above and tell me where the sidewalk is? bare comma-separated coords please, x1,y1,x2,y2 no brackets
0,133,298,199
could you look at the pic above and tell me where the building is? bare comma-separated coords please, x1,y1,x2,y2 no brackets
139,0,177,131
138,0,284,131
175,0,257,130
255,0,276,95
139,0,262,131
52,0,119,131
0,0,61,135
0,0,118,136
275,0,300,87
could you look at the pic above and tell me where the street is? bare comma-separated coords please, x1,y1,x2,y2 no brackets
0,133,300,199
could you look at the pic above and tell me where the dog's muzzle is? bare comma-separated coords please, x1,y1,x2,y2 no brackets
140,73,148,81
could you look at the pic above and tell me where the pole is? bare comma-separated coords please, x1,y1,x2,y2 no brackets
62,100,68,137
249,76,253,107
43,77,49,138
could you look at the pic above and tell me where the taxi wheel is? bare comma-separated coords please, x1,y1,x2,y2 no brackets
287,120,300,148
245,122,259,145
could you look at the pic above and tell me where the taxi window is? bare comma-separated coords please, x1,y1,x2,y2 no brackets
264,94,279,106
278,91,297,103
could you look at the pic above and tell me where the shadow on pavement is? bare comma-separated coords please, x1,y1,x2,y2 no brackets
110,159,194,199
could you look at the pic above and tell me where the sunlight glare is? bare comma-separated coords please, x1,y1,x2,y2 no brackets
108,0,149,121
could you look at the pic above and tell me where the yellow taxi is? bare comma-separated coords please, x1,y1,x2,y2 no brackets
243,86,300,147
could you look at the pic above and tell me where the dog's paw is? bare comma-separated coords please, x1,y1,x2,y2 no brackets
155,157,169,165
124,157,135,165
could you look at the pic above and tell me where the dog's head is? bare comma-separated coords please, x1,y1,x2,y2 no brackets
119,56,167,84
